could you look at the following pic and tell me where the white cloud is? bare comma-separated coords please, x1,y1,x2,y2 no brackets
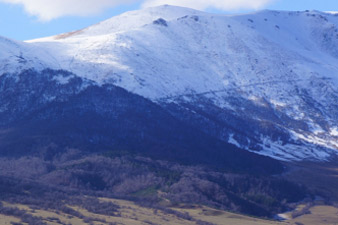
0,0,275,21
0,0,138,21
142,0,274,11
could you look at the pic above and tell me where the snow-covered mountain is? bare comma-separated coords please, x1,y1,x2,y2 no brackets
1,5,338,161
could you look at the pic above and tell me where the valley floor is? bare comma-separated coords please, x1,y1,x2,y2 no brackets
0,151,337,225
1,198,338,225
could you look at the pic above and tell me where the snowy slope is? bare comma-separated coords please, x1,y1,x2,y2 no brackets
0,36,47,73
1,5,338,161
26,7,338,96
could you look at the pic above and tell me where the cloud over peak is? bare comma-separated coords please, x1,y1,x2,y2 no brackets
0,0,275,21
0,0,137,21
142,0,274,11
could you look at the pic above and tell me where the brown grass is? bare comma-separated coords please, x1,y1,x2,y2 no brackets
0,214,25,225
1,197,338,225
287,205,338,225
54,30,83,39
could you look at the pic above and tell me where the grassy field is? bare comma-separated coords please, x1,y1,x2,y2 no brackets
1,198,281,225
0,214,24,225
283,205,338,225
298,205,338,224
1,198,338,224
171,205,281,225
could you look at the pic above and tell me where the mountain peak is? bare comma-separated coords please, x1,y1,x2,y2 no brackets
3,6,338,161
32,5,204,41
84,5,203,35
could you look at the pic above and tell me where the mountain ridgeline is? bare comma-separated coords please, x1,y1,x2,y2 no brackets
1,5,338,161
0,68,306,218
0,5,337,219
0,69,282,175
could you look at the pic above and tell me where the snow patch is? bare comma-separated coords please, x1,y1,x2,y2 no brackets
228,134,241,148
331,127,338,136
325,11,338,15
270,99,286,107
307,120,324,135
52,74,74,84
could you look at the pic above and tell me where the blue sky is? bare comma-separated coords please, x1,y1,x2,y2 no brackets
0,0,337,41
